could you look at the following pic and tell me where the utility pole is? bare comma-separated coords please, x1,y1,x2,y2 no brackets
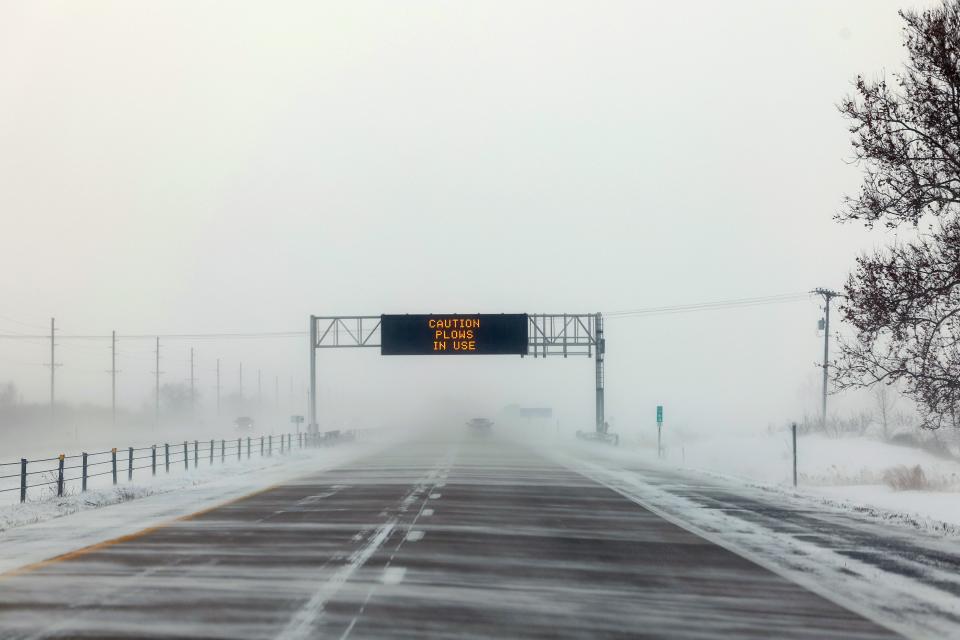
152,337,162,427
108,330,119,427
594,312,605,433
239,362,243,401
46,317,61,428
189,348,196,418
275,375,279,410
216,358,221,417
257,369,262,409
812,288,840,431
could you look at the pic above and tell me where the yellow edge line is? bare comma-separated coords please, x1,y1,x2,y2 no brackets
0,481,285,581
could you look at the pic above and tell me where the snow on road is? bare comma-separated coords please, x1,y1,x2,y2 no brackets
550,439,960,640
0,437,392,576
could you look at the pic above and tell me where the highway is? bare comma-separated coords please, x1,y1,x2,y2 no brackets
0,434,901,639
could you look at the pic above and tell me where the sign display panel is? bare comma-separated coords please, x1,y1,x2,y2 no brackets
381,314,528,355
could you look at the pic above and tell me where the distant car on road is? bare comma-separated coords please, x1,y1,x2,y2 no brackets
234,416,254,432
466,418,493,434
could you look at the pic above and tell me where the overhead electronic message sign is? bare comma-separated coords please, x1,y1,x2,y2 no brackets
380,314,528,355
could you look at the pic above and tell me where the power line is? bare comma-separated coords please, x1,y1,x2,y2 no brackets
0,313,50,331
0,292,817,342
0,331,307,341
604,292,811,319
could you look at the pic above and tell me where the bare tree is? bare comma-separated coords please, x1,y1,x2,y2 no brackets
160,383,199,417
0,382,16,407
835,1,960,430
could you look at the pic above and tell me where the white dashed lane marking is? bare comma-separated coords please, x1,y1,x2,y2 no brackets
429,493,441,499
405,531,425,542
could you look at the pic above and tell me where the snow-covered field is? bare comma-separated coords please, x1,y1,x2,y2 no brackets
617,429,960,529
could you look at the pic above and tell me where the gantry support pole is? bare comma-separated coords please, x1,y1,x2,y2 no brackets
309,314,317,434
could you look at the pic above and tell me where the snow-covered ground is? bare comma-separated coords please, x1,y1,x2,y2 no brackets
618,429,960,529
0,436,393,575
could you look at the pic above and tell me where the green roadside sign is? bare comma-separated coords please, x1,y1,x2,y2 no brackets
656,405,663,424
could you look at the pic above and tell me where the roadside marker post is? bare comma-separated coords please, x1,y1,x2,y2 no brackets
82,452,88,490
128,447,133,481
111,448,118,485
656,405,664,459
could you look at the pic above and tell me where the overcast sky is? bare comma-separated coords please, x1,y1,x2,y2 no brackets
0,1,937,435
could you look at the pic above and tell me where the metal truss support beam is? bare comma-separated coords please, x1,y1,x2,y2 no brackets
307,312,605,434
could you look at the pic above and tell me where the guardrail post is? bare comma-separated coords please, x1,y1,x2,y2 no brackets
20,458,26,503
194,440,199,468
260,436,264,456
128,447,133,481
237,438,241,460
111,448,118,485
280,434,285,455
57,454,65,497
247,436,251,459
165,443,170,473
183,441,188,470
151,445,156,476
210,439,214,464
82,452,88,491
219,439,224,463
268,435,272,457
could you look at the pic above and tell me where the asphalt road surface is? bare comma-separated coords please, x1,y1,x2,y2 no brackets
0,435,902,639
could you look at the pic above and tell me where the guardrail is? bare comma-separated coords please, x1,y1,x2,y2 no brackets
0,430,351,504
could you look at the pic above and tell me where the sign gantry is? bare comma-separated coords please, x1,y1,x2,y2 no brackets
308,313,607,438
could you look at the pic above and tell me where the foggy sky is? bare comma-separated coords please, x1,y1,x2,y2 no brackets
0,1,935,434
